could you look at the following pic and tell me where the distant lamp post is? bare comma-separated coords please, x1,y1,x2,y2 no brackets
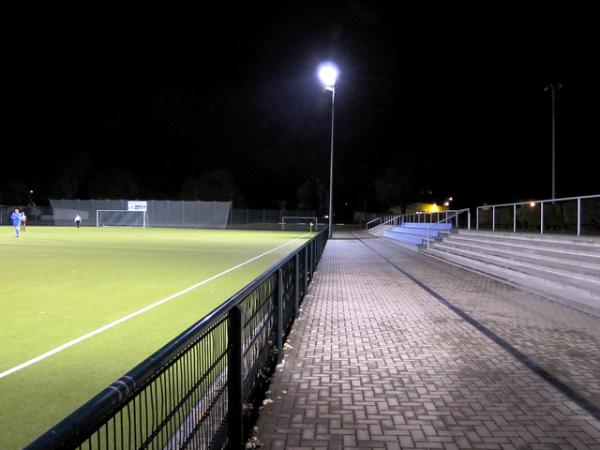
318,62,339,238
544,82,562,200
29,189,34,206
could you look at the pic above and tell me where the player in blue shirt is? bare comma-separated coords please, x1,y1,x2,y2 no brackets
11,208,22,238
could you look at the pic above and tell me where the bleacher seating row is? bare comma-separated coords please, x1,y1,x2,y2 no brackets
423,230,600,317
383,222,453,247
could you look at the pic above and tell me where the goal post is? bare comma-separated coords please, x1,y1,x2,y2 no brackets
281,216,318,232
96,210,148,228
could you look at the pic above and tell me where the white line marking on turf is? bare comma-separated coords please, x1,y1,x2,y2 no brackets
0,234,310,379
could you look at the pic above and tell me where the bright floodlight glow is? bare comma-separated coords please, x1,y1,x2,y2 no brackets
318,62,339,88
530,202,536,207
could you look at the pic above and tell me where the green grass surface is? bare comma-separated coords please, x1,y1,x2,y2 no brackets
0,226,313,450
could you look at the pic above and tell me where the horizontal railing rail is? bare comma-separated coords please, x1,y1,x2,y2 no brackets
365,215,402,231
425,208,471,249
365,217,382,230
25,228,329,450
366,210,473,233
476,194,600,236
395,210,470,228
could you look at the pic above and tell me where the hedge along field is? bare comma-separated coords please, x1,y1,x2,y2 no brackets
0,226,313,450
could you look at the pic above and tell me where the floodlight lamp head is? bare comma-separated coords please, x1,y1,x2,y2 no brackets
318,62,339,89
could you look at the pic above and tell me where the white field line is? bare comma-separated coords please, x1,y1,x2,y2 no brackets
0,234,309,379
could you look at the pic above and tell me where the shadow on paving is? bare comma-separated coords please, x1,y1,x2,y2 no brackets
364,236,600,409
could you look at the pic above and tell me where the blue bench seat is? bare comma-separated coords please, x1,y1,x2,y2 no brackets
383,222,453,247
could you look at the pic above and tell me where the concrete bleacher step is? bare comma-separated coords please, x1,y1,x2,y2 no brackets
456,230,600,252
446,235,600,265
431,243,600,292
439,239,600,277
425,247,600,317
422,231,600,317
368,224,393,237
383,231,424,245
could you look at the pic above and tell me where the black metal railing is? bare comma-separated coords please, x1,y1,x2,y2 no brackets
25,229,328,450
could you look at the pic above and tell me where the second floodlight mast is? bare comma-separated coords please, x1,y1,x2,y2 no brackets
318,62,339,239
544,82,562,201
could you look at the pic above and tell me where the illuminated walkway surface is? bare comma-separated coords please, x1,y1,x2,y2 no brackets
254,232,600,449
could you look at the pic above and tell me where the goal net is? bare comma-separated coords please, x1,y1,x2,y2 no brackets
281,216,318,231
96,210,148,228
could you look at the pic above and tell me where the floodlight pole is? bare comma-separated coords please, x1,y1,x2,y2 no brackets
545,82,561,201
327,86,335,239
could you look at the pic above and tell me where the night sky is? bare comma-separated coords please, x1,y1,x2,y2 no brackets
4,4,599,217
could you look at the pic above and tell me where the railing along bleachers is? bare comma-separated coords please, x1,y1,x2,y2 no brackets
375,209,470,247
366,209,471,233
476,194,600,236
25,229,329,450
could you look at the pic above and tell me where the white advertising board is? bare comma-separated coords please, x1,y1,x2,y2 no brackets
128,201,148,211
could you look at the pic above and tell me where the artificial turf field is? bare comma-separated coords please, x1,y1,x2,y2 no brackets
0,226,314,450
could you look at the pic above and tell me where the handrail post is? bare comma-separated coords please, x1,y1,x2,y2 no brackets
492,206,495,232
276,268,283,364
304,245,309,294
513,204,516,233
541,202,544,234
476,208,479,230
468,210,471,230
310,241,314,280
577,197,581,236
294,254,300,317
227,305,243,450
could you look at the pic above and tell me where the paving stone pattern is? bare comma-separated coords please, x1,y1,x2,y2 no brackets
364,237,600,407
255,237,600,449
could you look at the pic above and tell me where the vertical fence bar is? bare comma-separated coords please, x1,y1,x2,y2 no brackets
304,246,309,293
468,210,471,230
294,254,300,317
513,204,516,232
541,202,544,234
227,306,243,450
577,197,581,236
312,240,316,274
276,269,283,364
476,208,479,230
492,206,496,232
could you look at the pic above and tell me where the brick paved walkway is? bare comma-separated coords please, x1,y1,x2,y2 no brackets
254,234,600,449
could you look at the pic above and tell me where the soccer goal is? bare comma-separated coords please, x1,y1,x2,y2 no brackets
281,216,318,231
96,210,149,228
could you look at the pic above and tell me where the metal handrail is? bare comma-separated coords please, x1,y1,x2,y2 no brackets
381,215,400,226
365,215,404,231
476,194,600,236
365,217,382,231
393,209,466,225
425,208,471,249
367,209,474,233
